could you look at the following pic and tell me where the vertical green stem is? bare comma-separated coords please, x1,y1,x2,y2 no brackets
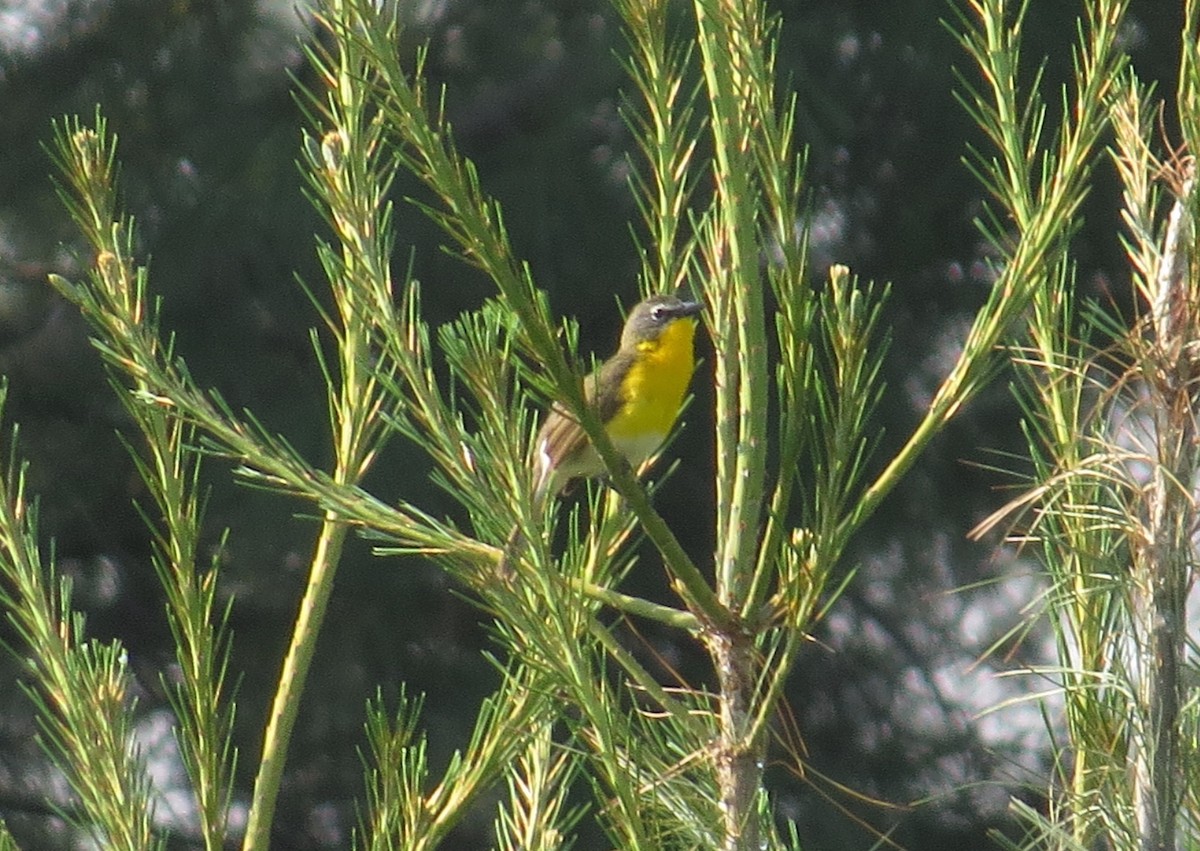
243,1,386,843
694,0,768,601
242,518,348,850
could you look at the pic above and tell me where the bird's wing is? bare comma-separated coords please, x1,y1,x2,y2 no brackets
532,355,630,497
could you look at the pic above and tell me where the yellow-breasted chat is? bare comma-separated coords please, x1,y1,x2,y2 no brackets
503,293,703,573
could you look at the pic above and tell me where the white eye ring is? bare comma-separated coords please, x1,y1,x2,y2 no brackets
650,305,667,321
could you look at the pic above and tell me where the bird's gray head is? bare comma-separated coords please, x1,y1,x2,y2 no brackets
619,294,703,349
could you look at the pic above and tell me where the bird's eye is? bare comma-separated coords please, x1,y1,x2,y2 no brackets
650,305,667,322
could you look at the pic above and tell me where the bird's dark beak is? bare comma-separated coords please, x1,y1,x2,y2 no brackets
676,300,703,318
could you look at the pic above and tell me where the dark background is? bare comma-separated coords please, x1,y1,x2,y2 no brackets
0,1,1178,848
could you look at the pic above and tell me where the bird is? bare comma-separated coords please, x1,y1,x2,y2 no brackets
502,292,704,574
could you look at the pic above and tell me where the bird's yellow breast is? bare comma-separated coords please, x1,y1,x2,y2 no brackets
605,317,698,451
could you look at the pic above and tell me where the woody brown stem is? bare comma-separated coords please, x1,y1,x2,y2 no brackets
1132,173,1195,851
709,628,763,851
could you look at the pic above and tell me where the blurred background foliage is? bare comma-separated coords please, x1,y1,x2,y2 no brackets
0,0,1182,848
